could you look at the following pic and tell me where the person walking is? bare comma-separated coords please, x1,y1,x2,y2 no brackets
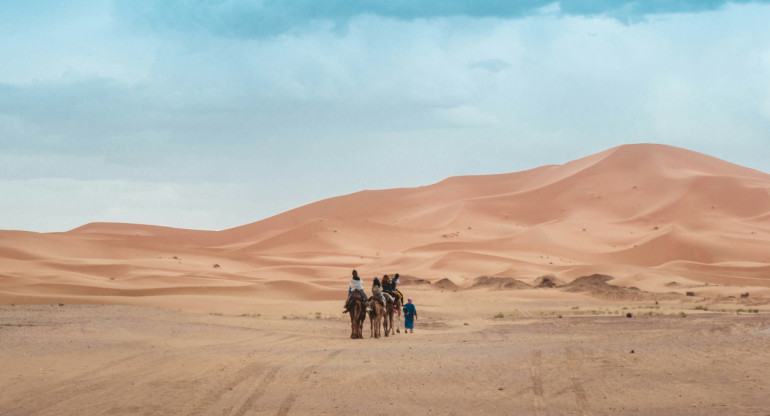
403,298,417,333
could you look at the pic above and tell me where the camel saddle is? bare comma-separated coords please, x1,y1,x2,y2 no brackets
345,289,366,310
382,293,394,305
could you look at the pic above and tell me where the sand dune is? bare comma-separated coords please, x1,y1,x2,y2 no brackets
1,143,769,311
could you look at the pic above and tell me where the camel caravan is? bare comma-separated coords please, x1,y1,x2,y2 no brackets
343,270,407,339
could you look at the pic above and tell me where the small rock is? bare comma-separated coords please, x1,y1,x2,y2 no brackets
626,313,632,318
463,323,469,326
630,350,635,354
686,292,695,297
58,303,64,307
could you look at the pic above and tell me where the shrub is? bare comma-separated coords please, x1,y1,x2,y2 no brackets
493,313,504,319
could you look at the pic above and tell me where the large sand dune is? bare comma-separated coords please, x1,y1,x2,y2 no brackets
2,143,769,311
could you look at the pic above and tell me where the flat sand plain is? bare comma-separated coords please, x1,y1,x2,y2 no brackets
1,287,768,416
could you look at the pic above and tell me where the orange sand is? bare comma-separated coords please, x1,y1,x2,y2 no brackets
2,143,768,313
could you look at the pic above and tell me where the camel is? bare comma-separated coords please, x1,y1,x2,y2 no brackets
383,293,402,336
346,294,367,339
368,298,386,338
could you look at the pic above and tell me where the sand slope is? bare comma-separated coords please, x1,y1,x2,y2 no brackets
1,143,769,310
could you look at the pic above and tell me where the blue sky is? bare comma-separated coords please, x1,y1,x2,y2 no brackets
2,1,770,231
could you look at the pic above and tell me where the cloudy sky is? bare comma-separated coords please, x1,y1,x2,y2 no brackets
2,1,770,232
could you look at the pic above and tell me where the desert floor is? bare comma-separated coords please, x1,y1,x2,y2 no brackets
1,287,769,416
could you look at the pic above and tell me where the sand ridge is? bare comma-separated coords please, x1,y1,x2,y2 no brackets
1,143,769,312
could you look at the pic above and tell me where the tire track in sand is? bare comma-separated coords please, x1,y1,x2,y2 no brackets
275,394,297,416
189,361,267,416
274,349,342,415
530,349,547,416
230,366,280,416
299,349,342,381
566,347,594,416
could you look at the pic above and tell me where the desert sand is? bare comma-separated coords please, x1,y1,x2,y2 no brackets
2,299,769,415
1,143,769,414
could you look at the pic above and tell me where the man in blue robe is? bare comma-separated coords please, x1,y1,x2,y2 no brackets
403,298,417,333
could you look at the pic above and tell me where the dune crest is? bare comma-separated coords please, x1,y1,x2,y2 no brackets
2,143,769,309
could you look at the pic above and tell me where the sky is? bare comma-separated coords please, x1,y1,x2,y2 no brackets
2,0,770,232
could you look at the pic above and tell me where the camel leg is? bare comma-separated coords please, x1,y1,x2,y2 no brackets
376,305,383,338
382,305,388,337
378,304,388,338
359,309,366,339
352,303,366,339
395,303,402,334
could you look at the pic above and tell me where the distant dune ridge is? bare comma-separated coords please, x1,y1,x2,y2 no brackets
1,143,769,309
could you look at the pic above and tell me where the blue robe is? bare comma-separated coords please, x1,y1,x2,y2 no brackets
403,302,417,329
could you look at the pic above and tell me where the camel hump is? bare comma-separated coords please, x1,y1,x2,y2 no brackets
383,293,393,302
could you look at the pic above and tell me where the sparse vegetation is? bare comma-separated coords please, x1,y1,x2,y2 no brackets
282,312,335,320
209,312,223,316
679,312,687,318
493,312,504,319
694,305,708,311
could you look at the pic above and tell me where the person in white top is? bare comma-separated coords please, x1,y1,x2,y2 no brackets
344,269,367,313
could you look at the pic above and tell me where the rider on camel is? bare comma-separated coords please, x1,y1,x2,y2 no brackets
392,273,404,304
371,276,387,307
382,274,404,304
343,270,367,313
